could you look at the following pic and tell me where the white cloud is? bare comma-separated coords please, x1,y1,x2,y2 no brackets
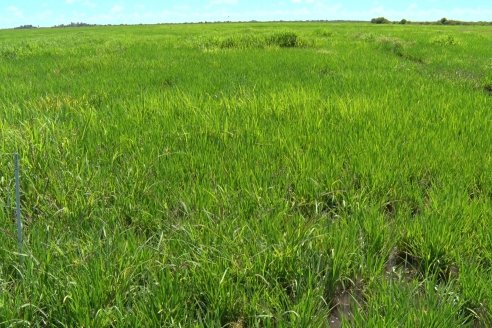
291,0,317,4
111,5,124,14
208,0,239,6
408,3,418,11
64,0,96,8
7,5,23,18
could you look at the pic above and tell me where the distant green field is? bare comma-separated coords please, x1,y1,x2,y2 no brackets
1,22,492,327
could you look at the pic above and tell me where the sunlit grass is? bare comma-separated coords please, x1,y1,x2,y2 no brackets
1,22,492,326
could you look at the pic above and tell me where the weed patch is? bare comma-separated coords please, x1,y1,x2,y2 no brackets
0,42,52,60
431,35,460,46
288,189,350,220
356,32,376,41
377,36,405,56
201,34,266,50
199,31,310,50
267,32,301,48
313,29,334,38
374,36,425,64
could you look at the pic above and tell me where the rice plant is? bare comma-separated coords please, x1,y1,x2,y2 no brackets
0,22,491,326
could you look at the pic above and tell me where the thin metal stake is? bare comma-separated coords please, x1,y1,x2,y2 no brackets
14,153,23,265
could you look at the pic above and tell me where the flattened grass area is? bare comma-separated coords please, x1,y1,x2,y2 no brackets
1,22,492,326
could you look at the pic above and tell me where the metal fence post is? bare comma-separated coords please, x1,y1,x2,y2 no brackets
14,153,23,265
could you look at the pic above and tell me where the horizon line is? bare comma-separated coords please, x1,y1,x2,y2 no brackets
4,17,492,30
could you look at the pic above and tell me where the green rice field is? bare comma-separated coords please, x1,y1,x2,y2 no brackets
1,22,492,326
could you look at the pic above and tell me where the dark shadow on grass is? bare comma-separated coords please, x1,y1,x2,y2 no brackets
385,243,458,284
484,84,492,95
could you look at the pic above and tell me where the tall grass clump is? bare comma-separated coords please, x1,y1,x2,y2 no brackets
199,31,309,50
267,31,301,47
201,34,266,50
376,36,405,56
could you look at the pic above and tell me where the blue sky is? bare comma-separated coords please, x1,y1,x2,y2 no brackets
1,0,492,28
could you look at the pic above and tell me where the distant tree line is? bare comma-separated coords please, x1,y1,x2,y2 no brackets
14,25,37,29
52,22,98,28
371,17,492,26
11,19,492,30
